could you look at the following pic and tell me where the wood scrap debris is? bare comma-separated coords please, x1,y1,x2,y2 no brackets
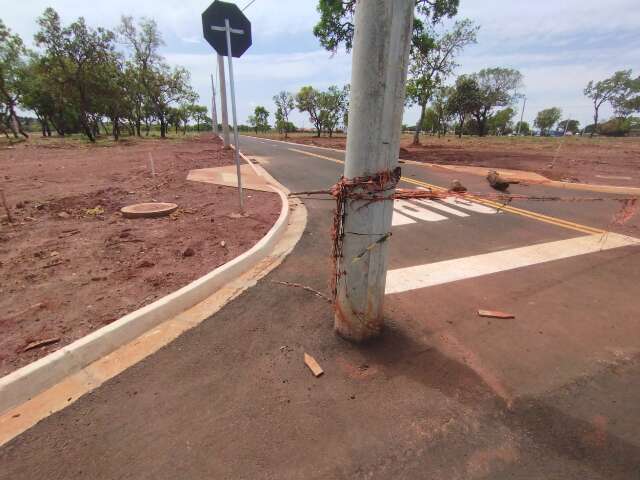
478,309,515,319
449,179,467,193
486,170,511,191
304,353,324,377
1,189,13,223
22,337,60,353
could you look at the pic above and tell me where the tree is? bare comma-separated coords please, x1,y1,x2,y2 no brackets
431,85,453,136
584,70,632,137
471,67,523,136
406,19,478,145
487,107,515,135
19,53,81,137
313,0,460,53
534,107,562,136
119,16,195,139
558,119,580,135
612,74,640,118
253,105,270,133
35,8,121,142
191,105,209,132
0,20,29,138
446,75,480,138
272,91,295,138
514,121,530,136
598,117,638,137
296,86,323,137
319,85,349,137
247,114,257,133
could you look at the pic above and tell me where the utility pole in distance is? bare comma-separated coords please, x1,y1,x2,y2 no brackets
516,96,526,135
210,73,219,136
217,54,231,148
335,0,414,342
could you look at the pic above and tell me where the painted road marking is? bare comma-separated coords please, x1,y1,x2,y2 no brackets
287,147,608,236
415,199,470,217
392,210,417,226
404,176,605,235
394,200,448,222
385,233,640,294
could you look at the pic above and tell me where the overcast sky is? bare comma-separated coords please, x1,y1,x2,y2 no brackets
3,0,639,128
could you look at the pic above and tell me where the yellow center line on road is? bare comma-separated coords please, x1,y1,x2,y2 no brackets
404,177,605,235
287,147,605,236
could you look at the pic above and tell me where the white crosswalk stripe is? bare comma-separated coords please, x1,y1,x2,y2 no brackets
392,198,494,226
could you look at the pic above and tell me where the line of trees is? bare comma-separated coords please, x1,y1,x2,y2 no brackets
247,84,350,138
0,11,210,142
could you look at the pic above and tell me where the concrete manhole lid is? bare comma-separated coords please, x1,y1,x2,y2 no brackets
121,202,178,219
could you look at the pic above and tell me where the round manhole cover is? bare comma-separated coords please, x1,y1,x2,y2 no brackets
121,202,178,219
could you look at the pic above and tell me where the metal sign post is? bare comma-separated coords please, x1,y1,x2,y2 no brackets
211,20,244,211
210,73,218,136
202,0,252,213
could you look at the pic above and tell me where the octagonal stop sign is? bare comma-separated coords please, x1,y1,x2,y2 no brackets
202,0,252,58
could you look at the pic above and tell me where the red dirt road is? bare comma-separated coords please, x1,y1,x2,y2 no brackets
0,134,279,376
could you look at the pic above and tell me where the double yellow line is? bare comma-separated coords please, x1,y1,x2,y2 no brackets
288,147,605,236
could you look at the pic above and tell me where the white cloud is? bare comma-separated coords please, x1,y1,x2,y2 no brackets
3,0,638,128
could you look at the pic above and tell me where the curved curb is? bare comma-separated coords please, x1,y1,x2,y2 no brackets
0,156,302,416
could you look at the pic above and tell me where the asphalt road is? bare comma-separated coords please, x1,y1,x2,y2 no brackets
241,134,640,397
1,135,639,479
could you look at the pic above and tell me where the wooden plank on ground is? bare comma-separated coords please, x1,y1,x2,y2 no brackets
478,309,515,319
304,353,324,377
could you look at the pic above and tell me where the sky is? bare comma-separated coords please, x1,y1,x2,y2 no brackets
3,0,639,129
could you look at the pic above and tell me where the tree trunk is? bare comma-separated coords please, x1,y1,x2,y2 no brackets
80,113,95,142
136,119,141,137
458,113,465,138
160,117,167,138
413,103,426,145
475,112,487,137
9,111,28,139
591,106,599,138
112,117,120,141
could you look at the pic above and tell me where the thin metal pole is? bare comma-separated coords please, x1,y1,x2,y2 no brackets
335,0,414,342
225,18,244,213
217,54,231,148
210,73,218,136
516,96,526,135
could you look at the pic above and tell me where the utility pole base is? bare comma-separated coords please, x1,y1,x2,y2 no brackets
334,312,383,343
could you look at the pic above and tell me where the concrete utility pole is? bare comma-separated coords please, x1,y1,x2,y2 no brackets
210,73,218,136
217,54,231,148
335,0,414,342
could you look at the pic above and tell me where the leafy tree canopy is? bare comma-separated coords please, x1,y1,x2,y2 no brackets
313,0,460,53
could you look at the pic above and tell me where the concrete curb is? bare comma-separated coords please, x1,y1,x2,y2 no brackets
0,154,293,415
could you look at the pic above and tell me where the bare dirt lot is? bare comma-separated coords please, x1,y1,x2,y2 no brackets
256,133,640,186
0,134,280,376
